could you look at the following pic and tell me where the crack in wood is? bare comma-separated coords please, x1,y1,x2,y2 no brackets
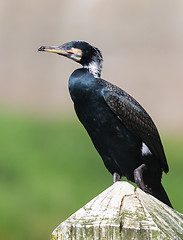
135,189,147,216
119,220,123,240
119,192,136,240
119,193,135,217
51,182,183,239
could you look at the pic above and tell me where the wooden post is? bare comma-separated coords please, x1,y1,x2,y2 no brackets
51,182,183,240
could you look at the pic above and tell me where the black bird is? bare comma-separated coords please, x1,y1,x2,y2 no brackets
38,41,172,207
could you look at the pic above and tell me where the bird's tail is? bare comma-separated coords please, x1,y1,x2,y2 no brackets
144,171,173,208
148,182,173,208
142,158,172,208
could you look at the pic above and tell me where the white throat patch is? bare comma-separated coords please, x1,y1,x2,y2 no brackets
83,49,102,78
85,61,101,78
141,142,152,156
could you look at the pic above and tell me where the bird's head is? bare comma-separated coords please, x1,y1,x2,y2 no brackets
38,41,103,78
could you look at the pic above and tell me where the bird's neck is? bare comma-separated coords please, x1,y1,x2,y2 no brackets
83,55,103,79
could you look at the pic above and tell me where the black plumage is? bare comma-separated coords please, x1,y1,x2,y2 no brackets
38,41,172,207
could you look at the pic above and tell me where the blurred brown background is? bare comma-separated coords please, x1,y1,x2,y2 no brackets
0,0,183,130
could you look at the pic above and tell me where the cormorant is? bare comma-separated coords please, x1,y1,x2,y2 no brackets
38,41,172,207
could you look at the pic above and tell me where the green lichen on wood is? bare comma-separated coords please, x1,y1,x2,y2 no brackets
50,229,59,240
50,182,183,240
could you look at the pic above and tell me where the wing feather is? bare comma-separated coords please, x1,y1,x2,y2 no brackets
102,88,169,173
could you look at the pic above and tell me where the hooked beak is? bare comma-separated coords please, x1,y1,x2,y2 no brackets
38,45,82,62
38,45,73,56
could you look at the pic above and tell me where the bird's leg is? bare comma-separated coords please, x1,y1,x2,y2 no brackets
113,172,121,183
134,163,152,194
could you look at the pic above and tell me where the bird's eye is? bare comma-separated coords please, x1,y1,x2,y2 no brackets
67,46,72,50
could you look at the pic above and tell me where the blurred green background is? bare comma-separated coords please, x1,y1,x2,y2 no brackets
0,111,183,240
0,1,183,240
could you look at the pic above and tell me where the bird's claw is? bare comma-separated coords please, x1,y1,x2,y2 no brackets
134,163,148,191
113,172,121,183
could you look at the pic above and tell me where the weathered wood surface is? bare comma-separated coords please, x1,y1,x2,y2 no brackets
51,182,183,240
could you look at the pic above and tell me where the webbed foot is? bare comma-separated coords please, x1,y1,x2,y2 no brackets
134,163,152,194
113,172,121,183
